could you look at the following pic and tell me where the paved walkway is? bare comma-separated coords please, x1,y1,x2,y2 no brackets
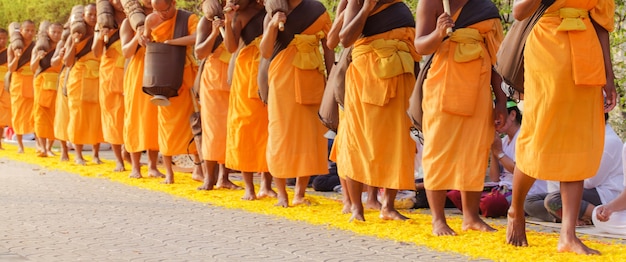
0,159,481,261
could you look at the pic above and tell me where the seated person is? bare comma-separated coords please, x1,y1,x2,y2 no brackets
593,142,626,235
447,101,547,217
526,113,624,224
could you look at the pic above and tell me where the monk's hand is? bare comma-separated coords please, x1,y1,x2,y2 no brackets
100,28,110,41
14,48,22,57
37,50,46,59
436,12,454,39
362,0,379,13
270,11,286,31
595,205,613,222
212,18,225,36
223,2,239,21
603,78,617,113
493,99,507,130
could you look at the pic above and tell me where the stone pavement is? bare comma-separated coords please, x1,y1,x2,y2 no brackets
0,159,482,262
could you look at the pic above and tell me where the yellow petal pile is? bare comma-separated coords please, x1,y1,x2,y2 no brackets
2,144,625,261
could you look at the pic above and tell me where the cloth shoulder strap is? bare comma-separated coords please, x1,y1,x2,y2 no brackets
241,9,266,45
105,30,121,49
16,42,34,70
270,0,325,60
362,2,415,37
76,37,95,60
35,51,56,76
0,49,7,65
174,9,192,39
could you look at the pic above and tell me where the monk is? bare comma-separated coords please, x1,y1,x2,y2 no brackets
144,0,199,184
326,0,382,215
93,0,127,172
414,0,507,234
52,25,72,162
222,0,276,199
64,4,104,165
507,0,616,255
0,28,10,150
336,0,420,221
194,1,241,191
31,22,63,157
120,0,164,179
8,20,36,154
259,0,333,207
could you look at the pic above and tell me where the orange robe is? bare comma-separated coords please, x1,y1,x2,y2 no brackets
266,12,331,178
225,37,270,172
9,54,35,135
53,67,70,142
422,15,503,191
99,36,125,145
123,46,159,153
0,59,11,127
150,11,199,156
66,37,104,145
33,62,62,140
200,43,231,162
335,3,419,190
516,0,613,181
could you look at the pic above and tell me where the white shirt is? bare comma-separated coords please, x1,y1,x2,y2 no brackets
584,125,624,204
498,129,547,195
548,125,624,204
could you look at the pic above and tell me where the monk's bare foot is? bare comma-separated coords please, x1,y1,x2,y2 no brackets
257,188,277,199
197,183,214,191
148,169,165,178
37,151,48,158
365,200,382,210
47,150,57,156
242,188,257,201
93,157,103,165
161,177,174,184
17,147,24,154
113,162,125,172
380,208,409,221
557,235,600,255
75,158,86,166
462,218,497,232
349,208,365,222
217,180,242,190
506,210,528,246
342,202,351,214
432,220,456,236
191,166,204,182
292,196,311,206
60,154,70,162
129,170,142,179
275,196,289,208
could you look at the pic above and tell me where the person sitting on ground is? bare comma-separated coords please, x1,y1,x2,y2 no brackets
593,142,626,235
525,113,624,225
447,101,547,217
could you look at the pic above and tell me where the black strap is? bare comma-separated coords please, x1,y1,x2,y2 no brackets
174,9,192,39
453,0,501,30
16,42,34,70
0,49,7,65
76,37,94,61
211,35,223,53
35,51,56,77
241,9,266,45
105,30,121,49
362,2,415,37
270,0,326,60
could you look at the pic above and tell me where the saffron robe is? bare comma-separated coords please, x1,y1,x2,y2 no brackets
99,35,125,145
66,37,104,145
422,5,504,191
336,1,420,190
150,10,199,156
516,0,614,181
266,1,331,178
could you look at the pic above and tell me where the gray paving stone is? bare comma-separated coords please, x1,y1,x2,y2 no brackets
0,158,483,261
